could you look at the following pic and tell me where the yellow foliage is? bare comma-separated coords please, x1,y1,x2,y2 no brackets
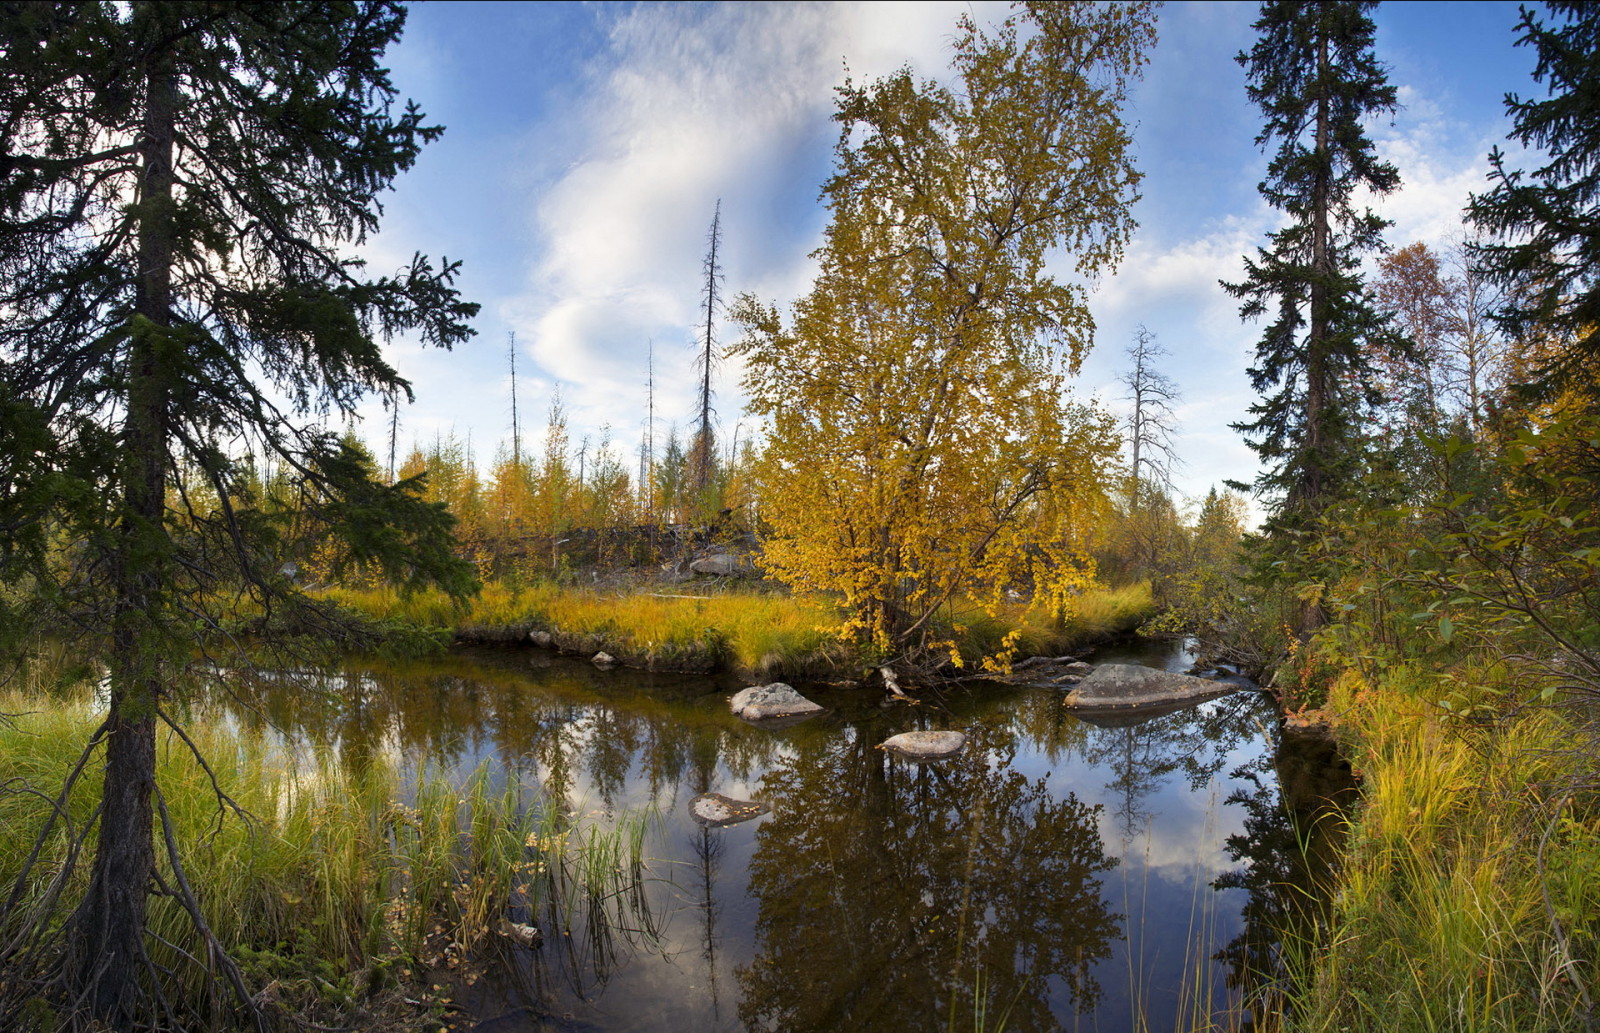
731,2,1153,660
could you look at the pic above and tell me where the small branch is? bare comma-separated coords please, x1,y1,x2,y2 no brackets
156,707,255,837
0,720,110,957
154,785,266,1033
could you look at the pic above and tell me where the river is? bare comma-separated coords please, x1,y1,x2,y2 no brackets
224,638,1328,1033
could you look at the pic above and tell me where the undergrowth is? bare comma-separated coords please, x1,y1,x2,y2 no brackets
1280,666,1600,1032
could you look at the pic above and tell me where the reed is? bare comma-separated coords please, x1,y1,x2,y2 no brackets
0,684,662,1024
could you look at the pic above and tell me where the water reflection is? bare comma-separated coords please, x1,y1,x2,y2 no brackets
208,642,1294,1032
1215,722,1358,1031
738,718,1118,1031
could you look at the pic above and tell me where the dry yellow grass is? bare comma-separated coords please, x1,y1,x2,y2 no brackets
324,579,1157,678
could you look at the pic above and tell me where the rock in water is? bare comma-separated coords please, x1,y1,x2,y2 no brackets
591,651,617,667
730,683,825,721
690,792,771,827
1064,663,1237,713
994,657,1093,685
496,919,542,948
1012,654,1079,671
879,730,967,761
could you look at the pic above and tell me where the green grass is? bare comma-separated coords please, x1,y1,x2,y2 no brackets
946,581,1158,667
0,681,660,1029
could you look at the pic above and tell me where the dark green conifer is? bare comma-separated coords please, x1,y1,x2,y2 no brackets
1224,1,1400,531
0,3,476,1025
1468,1,1600,402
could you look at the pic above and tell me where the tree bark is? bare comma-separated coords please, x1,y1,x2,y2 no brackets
1298,23,1333,635
69,13,176,1022
1305,26,1331,513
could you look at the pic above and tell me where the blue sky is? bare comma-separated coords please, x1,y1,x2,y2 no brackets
354,0,1540,509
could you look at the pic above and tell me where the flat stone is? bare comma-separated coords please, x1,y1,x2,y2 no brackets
689,792,770,827
690,551,751,576
591,651,617,667
730,683,825,721
994,657,1094,685
1064,663,1237,713
879,729,967,761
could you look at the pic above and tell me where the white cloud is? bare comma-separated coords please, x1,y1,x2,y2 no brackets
1081,210,1278,503
504,1,1010,448
349,0,1532,509
1364,105,1507,250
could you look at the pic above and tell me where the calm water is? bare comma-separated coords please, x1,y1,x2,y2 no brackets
225,640,1317,1033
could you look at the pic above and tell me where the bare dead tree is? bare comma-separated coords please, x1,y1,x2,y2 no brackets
509,330,523,465
1443,235,1508,433
639,340,657,516
1119,325,1182,494
691,201,724,496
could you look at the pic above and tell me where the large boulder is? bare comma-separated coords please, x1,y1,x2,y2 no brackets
1064,663,1237,718
879,730,967,762
689,792,770,828
689,549,751,577
730,683,825,721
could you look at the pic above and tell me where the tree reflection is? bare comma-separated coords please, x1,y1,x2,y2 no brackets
736,716,1119,1033
1214,723,1356,1031
1081,692,1264,841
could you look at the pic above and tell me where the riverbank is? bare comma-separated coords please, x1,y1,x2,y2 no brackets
1278,667,1599,1031
0,667,656,1032
319,579,1157,679
1,636,1276,1032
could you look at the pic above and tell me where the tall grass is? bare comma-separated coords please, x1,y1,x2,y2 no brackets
950,581,1157,664
324,579,1157,678
1283,668,1599,1032
1121,781,1250,1033
0,683,661,1025
323,581,847,676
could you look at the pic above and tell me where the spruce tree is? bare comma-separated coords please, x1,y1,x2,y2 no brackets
0,3,476,1025
1468,1,1600,402
1224,1,1399,533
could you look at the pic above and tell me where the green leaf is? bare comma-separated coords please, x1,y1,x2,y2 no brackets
1437,614,1454,643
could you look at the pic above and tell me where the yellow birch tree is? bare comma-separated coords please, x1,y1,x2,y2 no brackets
733,1,1152,662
